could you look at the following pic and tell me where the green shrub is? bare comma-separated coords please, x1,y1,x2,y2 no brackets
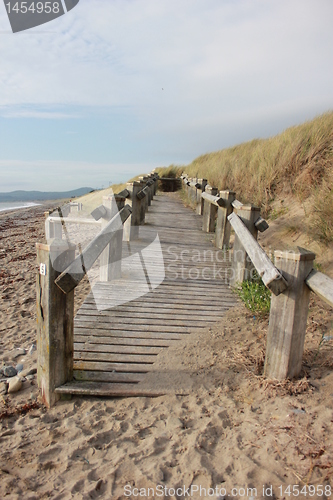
235,273,271,316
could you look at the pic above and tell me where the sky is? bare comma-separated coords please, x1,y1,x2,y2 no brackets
0,0,332,192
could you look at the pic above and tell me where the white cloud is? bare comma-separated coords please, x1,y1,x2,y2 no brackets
0,0,332,112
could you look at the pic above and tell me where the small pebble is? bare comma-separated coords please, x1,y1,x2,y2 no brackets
8,376,22,394
3,366,17,378
16,363,24,373
26,374,35,381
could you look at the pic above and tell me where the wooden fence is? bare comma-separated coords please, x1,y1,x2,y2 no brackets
181,174,333,380
36,173,159,407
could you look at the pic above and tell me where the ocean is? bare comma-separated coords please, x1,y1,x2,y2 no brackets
0,201,42,213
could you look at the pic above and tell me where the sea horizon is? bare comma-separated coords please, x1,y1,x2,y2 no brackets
0,201,42,213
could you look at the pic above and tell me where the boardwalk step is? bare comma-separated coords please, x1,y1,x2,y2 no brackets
55,381,165,397
73,370,146,383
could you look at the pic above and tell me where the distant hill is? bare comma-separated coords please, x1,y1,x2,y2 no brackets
0,187,95,202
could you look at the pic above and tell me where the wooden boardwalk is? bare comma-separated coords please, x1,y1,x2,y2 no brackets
56,193,237,397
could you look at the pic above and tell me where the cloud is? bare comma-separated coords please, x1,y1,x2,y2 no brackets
0,0,332,112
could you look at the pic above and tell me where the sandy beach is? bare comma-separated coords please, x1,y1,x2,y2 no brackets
0,204,333,499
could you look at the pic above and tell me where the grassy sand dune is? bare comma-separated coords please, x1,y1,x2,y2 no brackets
159,112,333,244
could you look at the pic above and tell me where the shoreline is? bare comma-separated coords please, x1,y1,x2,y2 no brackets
0,202,42,214
0,198,70,219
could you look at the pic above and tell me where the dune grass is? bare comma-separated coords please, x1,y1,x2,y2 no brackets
159,112,333,242
235,272,271,317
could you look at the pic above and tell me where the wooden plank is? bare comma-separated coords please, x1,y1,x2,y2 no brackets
74,335,173,346
89,292,234,304
55,381,165,397
89,286,235,299
201,191,225,207
74,315,220,327
305,270,333,307
79,304,232,317
73,360,151,372
74,352,157,363
74,328,185,340
74,321,193,333
55,205,132,294
79,302,234,315
73,370,146,383
116,188,130,199
136,186,149,200
228,212,288,295
92,283,234,295
90,281,234,292
188,181,201,189
232,199,243,209
94,279,234,290
83,289,234,302
74,343,162,355
76,309,228,321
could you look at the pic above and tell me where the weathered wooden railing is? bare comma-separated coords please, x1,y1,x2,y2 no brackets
181,174,333,381
37,172,159,406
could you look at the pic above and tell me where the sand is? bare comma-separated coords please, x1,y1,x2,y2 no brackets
0,204,333,499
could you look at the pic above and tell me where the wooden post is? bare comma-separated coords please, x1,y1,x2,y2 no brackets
147,181,152,206
138,180,147,224
229,205,260,286
45,211,62,240
189,180,197,204
215,190,235,249
153,174,158,195
148,175,155,201
202,187,218,232
139,176,150,210
36,240,76,407
196,179,207,215
186,178,191,198
123,182,142,241
100,195,123,281
264,248,316,379
44,211,51,240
